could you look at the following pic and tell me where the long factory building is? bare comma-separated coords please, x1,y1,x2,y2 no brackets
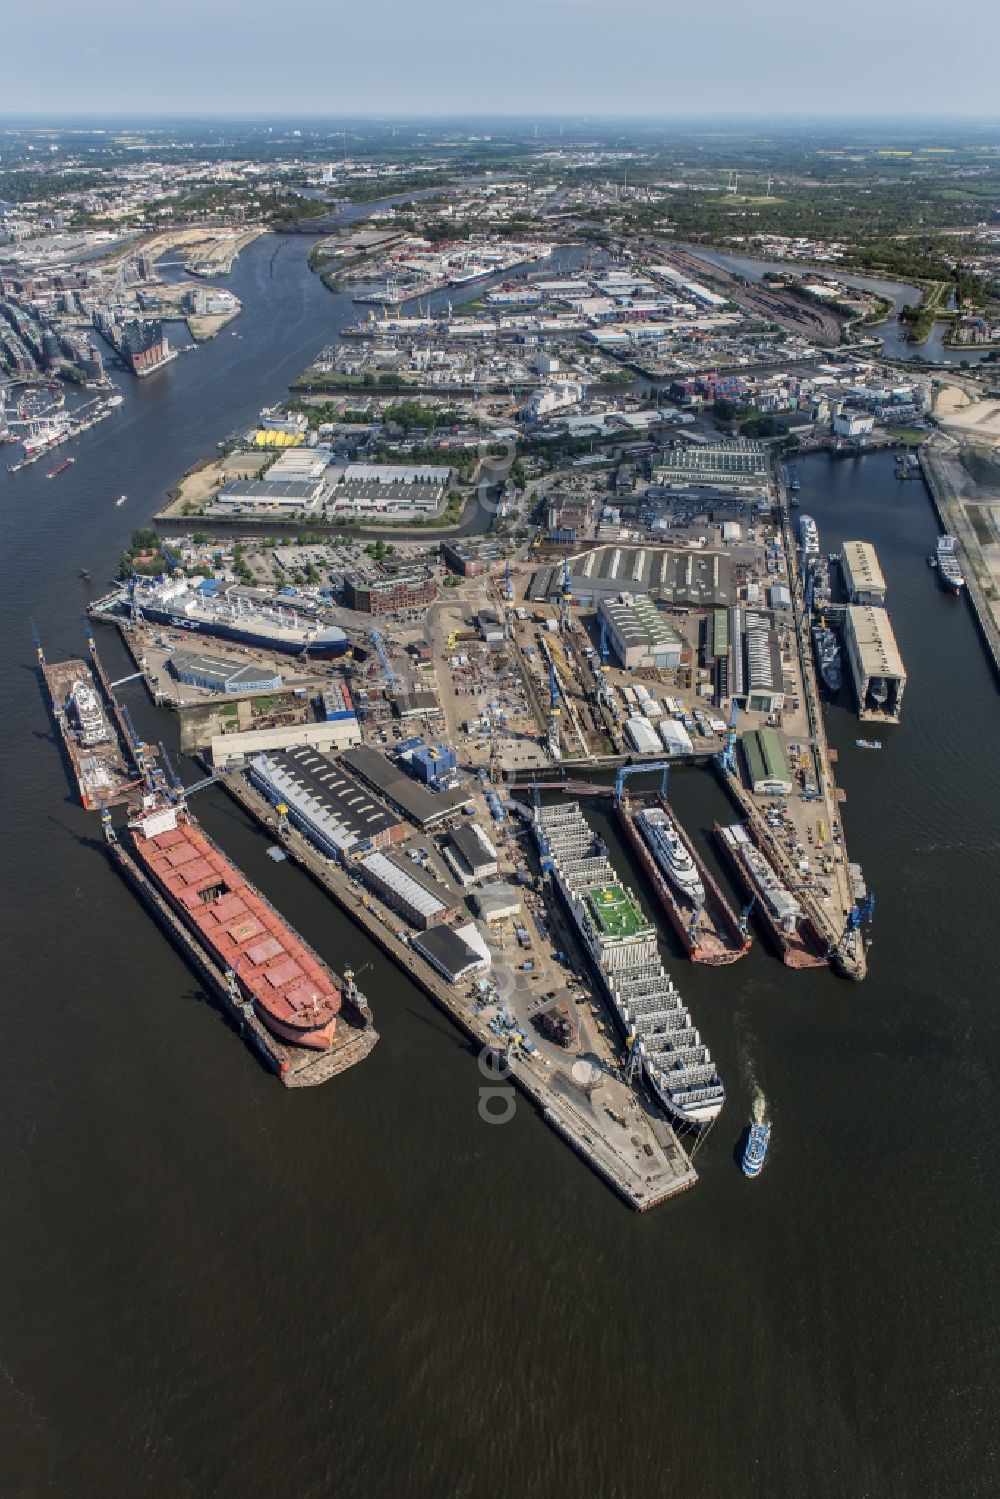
248,746,407,858
340,744,471,829
530,543,734,609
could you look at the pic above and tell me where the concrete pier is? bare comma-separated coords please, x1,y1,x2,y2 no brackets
216,767,698,1211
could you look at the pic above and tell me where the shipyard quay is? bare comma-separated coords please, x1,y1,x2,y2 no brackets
3,94,1000,1499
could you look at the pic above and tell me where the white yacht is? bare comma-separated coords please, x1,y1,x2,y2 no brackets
635,806,705,908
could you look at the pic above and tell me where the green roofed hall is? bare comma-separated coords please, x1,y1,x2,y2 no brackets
742,727,793,795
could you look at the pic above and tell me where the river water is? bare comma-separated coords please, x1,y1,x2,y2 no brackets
1,238,998,1498
685,244,990,366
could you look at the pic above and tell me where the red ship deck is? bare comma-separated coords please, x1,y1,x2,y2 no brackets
132,811,342,1048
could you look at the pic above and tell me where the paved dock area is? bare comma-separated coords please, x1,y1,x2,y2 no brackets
217,768,698,1210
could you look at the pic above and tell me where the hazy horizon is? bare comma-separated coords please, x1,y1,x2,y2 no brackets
3,0,999,118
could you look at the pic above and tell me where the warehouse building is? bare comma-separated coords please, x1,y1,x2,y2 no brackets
412,922,491,982
533,544,733,610
357,850,458,929
743,611,785,714
445,824,499,885
625,715,661,755
651,439,769,488
843,605,906,721
331,477,446,518
340,744,470,828
841,541,887,606
169,650,283,695
210,478,325,515
599,595,686,670
265,450,330,482
658,718,694,756
248,746,406,858
473,883,522,924
742,728,793,795
211,718,361,767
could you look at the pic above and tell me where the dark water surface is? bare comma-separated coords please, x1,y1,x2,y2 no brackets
1,240,998,1498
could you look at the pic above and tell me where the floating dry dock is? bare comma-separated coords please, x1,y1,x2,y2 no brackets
617,793,750,965
39,653,139,810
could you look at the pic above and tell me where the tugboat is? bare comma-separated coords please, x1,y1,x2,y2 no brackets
79,568,92,581
115,493,127,507
742,1120,770,1178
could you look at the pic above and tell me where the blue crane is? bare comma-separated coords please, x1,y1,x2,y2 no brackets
119,702,148,773
504,558,513,602
598,614,610,666
368,628,397,692
549,659,561,714
739,895,756,941
847,891,875,932
613,760,673,808
718,698,740,776
158,741,184,795
31,619,45,666
561,555,572,597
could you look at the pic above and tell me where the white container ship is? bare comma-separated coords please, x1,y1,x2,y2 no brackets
534,801,724,1132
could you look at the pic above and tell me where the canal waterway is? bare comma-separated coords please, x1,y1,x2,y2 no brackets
1,235,998,1498
686,244,991,366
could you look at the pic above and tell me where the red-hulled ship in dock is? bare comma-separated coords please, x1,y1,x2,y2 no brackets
617,795,750,965
126,797,342,1049
713,821,827,970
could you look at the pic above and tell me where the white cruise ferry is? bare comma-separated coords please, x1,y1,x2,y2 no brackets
535,801,724,1132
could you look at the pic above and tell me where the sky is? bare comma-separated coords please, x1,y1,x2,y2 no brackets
3,0,1000,118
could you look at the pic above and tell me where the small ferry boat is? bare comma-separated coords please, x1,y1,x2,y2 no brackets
855,739,882,751
742,1121,770,1178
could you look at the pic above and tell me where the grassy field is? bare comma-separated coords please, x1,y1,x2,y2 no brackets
967,504,997,548
960,446,1000,489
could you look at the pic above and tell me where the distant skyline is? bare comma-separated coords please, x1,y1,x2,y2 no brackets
4,0,1000,119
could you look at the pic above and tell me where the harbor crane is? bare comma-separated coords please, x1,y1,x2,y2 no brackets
847,891,875,934
598,614,610,667
718,698,740,776
559,555,572,632
624,1030,643,1086
546,660,562,760
368,628,397,693
158,741,184,796
613,760,673,809
531,781,554,873
119,702,149,775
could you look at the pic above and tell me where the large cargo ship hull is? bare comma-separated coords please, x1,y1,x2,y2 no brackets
134,604,350,659
127,805,344,1050
616,798,749,965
